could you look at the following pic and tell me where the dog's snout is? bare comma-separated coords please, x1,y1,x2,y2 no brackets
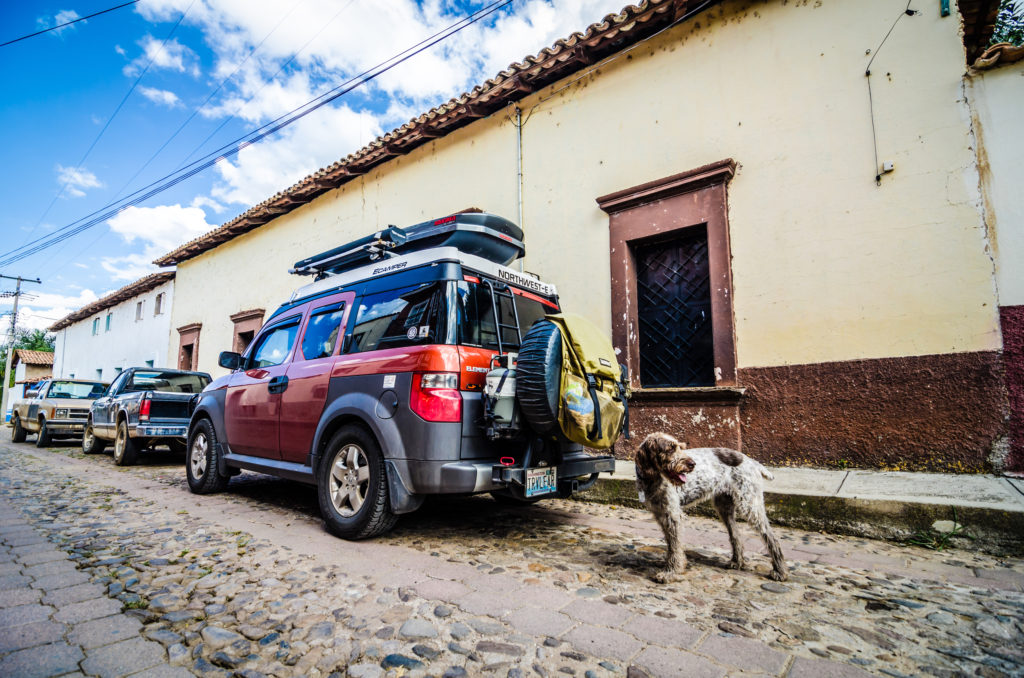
682,456,696,473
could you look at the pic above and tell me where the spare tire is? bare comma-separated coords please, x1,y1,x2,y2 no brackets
516,320,562,434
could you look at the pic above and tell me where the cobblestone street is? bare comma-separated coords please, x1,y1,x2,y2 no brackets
1,441,1023,678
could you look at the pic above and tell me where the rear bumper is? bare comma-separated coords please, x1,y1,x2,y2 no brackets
400,452,616,496
134,424,188,438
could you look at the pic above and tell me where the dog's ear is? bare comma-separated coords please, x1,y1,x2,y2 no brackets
636,433,679,482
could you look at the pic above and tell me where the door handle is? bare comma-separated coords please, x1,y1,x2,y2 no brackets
268,376,289,394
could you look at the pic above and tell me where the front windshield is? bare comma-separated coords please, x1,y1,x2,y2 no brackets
126,371,210,394
47,381,106,399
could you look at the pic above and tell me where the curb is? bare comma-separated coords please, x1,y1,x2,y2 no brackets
576,475,1024,557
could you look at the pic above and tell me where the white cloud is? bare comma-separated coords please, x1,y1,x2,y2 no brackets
37,9,82,37
56,165,103,198
124,36,199,77
189,195,226,213
100,204,215,279
0,289,101,331
211,104,382,206
129,0,621,212
138,86,181,107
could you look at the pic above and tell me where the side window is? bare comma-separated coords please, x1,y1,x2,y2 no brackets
249,321,300,368
301,303,346,361
350,283,444,353
108,372,128,395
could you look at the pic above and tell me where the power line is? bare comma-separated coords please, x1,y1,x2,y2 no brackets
1,0,140,48
1,0,515,268
22,1,195,251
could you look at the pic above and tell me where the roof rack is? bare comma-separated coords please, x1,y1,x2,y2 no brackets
290,212,525,278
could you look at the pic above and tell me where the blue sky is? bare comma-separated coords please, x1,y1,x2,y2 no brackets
0,0,618,331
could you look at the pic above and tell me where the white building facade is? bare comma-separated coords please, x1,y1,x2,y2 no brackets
50,272,176,382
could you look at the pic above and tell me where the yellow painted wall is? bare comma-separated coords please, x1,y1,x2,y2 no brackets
170,0,1000,374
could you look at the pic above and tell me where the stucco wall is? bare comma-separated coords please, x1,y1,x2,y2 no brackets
55,280,175,381
170,0,998,376
968,59,1024,307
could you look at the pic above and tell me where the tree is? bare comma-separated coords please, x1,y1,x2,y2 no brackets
1,328,56,389
992,0,1024,46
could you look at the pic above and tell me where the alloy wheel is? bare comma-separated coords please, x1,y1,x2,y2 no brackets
329,444,369,517
190,432,208,479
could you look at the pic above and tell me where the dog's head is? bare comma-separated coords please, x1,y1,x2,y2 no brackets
636,432,696,486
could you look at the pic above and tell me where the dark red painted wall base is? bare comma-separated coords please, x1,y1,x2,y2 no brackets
616,350,1010,473
1001,305,1024,472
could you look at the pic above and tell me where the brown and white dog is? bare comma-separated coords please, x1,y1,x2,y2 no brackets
635,432,788,582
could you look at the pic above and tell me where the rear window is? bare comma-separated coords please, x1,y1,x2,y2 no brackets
454,280,555,351
350,283,445,353
126,371,210,394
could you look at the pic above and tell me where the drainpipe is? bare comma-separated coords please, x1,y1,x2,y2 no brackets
515,105,524,272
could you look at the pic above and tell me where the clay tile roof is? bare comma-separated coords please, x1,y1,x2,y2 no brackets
153,0,1001,268
154,0,701,267
13,350,54,366
49,271,175,332
972,41,1024,69
958,0,1004,64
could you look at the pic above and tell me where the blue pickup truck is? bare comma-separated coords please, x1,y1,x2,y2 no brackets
83,367,210,466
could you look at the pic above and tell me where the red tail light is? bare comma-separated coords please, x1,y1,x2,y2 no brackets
410,372,461,422
139,398,151,422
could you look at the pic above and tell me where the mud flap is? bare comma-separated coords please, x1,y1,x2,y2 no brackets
385,460,425,515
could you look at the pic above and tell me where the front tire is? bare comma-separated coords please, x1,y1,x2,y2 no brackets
186,419,229,494
82,423,106,454
11,416,25,443
35,420,51,447
317,426,396,540
113,419,139,466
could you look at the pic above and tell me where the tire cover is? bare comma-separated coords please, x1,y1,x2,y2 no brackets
516,320,562,434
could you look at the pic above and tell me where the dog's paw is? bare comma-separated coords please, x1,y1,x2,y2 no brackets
653,569,684,584
727,560,745,571
768,569,789,582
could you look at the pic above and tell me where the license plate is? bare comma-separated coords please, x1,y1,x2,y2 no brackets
525,467,557,498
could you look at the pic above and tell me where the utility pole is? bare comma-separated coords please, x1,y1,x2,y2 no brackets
0,274,42,422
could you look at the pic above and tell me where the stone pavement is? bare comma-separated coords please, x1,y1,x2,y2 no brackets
585,462,1024,553
0,497,190,678
1,441,1023,678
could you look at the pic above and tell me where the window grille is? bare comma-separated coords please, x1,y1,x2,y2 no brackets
633,227,714,387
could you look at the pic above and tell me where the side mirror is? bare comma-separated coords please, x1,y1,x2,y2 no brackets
219,351,243,371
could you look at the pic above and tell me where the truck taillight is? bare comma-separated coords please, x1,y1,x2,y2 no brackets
410,372,461,423
139,398,151,422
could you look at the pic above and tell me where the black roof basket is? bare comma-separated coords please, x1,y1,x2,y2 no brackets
290,212,525,278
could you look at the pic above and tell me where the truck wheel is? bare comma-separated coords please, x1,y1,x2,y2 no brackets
82,423,106,454
113,420,139,466
186,419,229,494
516,320,563,435
317,426,397,540
10,416,26,443
168,439,186,455
35,420,51,448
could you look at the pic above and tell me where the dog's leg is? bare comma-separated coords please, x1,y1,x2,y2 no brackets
714,493,744,570
747,498,788,581
651,497,686,583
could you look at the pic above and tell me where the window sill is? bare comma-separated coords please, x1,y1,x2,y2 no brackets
629,386,745,403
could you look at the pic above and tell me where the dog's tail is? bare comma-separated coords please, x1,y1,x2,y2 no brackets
753,460,774,481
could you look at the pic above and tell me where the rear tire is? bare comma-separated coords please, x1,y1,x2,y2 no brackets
82,423,106,454
11,416,25,443
113,420,139,466
35,420,51,447
186,419,229,493
516,320,563,434
168,439,186,455
317,425,397,540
